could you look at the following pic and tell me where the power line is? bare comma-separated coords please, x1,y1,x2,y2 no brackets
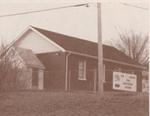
0,3,89,18
0,3,147,18
121,3,148,11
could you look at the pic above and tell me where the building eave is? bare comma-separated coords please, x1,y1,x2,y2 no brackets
65,51,145,70
103,58,146,70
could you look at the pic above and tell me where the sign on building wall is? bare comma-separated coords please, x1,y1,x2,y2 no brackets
113,72,137,92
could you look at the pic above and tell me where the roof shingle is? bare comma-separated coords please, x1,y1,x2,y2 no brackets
32,26,140,66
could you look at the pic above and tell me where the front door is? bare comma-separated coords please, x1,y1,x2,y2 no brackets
32,68,39,89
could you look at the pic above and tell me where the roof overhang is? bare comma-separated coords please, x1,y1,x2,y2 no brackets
103,58,146,70
66,51,145,70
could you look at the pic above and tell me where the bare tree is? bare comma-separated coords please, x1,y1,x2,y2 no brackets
112,30,149,65
0,42,23,91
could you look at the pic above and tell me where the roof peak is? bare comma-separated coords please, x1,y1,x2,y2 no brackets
32,26,98,44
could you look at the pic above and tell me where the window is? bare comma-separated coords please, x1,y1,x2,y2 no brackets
78,60,86,80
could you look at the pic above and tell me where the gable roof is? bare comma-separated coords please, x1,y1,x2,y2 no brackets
32,26,140,66
32,26,97,57
16,47,45,69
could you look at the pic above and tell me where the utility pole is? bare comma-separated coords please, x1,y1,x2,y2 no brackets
97,2,104,93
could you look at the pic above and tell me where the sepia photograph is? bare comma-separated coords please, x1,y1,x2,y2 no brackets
0,0,149,116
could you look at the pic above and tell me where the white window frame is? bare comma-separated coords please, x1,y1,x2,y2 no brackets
78,60,86,81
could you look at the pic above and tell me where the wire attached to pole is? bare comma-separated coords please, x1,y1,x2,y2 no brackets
0,3,89,18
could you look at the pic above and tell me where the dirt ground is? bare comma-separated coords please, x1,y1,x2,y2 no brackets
0,91,148,116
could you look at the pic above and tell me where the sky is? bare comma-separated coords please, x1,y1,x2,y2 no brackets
0,1,148,45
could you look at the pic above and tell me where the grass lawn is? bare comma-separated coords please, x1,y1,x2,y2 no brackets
0,91,148,116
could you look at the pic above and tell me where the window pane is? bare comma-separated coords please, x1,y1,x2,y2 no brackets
78,60,86,80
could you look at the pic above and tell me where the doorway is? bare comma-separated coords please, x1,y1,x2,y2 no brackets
32,68,39,89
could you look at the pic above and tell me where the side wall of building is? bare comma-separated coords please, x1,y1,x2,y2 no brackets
37,52,142,92
68,54,98,91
